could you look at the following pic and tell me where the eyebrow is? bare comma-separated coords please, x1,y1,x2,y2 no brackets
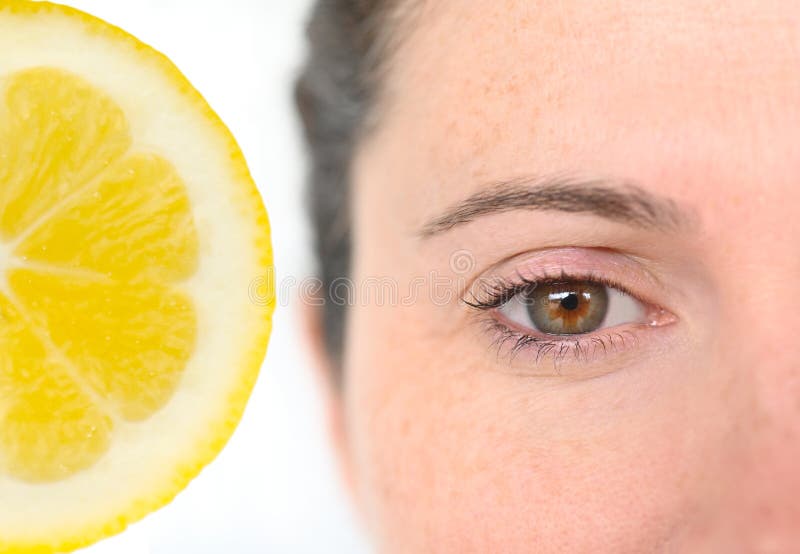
419,173,695,237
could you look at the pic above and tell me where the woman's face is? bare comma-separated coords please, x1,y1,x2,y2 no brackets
336,0,800,551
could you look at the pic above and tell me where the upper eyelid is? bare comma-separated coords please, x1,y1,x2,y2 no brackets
463,272,644,312
459,246,672,302
461,251,680,324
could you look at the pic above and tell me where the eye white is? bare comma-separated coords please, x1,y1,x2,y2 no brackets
498,285,645,333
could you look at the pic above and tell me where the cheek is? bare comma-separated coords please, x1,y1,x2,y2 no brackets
343,304,732,553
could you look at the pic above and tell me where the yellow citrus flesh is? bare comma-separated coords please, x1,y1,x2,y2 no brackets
0,1,273,552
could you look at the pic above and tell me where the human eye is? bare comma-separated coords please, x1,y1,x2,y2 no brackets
499,279,644,335
463,249,677,367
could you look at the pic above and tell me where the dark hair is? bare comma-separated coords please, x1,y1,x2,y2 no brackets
294,0,412,373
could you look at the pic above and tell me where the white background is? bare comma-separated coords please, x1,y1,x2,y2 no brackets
46,1,369,553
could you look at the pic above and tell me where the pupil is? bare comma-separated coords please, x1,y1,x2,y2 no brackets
560,293,579,311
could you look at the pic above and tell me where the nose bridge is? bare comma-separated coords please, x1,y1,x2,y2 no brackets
715,170,800,429
711,227,800,542
735,245,800,435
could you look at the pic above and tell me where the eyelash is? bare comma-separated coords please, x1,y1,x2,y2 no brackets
463,270,646,366
480,318,640,367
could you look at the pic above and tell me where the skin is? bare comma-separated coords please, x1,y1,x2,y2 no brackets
310,1,800,551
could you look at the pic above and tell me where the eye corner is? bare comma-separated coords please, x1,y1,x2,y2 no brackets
644,305,679,328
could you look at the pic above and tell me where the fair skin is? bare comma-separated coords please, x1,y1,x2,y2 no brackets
311,0,800,551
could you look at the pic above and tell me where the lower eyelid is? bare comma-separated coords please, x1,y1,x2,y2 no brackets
481,317,649,373
476,292,678,371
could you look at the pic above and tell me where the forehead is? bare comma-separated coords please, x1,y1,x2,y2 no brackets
358,0,800,213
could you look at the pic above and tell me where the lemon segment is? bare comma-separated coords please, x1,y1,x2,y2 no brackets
9,270,197,422
14,152,200,282
0,67,131,239
0,294,113,483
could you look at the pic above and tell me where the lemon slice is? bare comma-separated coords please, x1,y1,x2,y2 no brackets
0,1,274,552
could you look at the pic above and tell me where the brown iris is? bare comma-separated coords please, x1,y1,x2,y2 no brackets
522,281,609,335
